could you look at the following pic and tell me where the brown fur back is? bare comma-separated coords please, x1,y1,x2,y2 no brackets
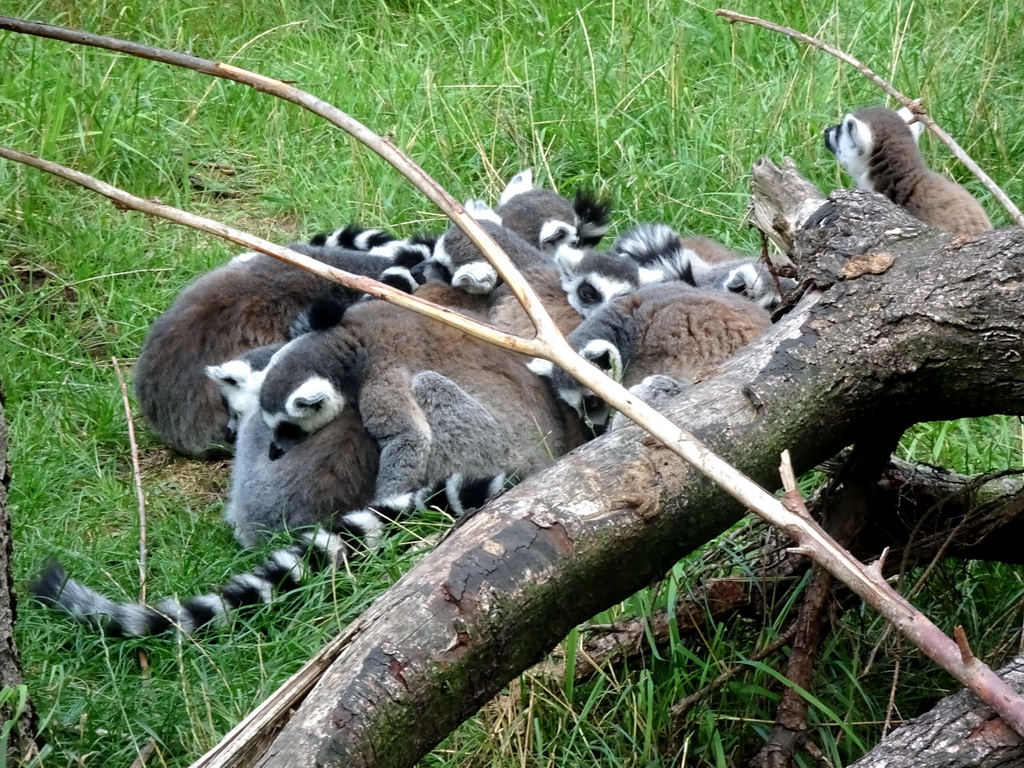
343,296,585,476
621,283,771,386
859,108,991,235
135,247,384,457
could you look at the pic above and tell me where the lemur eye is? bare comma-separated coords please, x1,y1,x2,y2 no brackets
582,394,604,414
727,280,746,294
577,282,600,305
845,118,855,132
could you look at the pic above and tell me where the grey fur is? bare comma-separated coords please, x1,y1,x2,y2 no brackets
824,106,991,234
690,259,797,310
557,223,795,316
433,216,549,295
496,169,611,252
608,375,688,431
134,236,400,458
497,169,579,252
225,400,379,549
530,282,772,428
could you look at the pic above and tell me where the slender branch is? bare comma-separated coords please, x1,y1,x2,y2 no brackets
0,147,543,358
715,8,1024,228
0,15,563,348
111,357,147,603
5,18,1024,746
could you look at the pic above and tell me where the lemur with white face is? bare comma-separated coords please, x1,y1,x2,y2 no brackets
133,225,430,458
35,282,584,636
556,223,796,317
495,169,611,252
529,282,771,429
824,106,991,234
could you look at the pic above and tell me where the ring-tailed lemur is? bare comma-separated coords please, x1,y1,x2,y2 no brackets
427,202,586,336
496,169,611,252
205,343,283,446
556,223,796,316
413,169,610,296
529,282,771,429
824,106,991,234
35,284,584,637
135,227,426,458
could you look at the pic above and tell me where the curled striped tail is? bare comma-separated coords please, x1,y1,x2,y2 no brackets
30,536,344,638
32,472,511,638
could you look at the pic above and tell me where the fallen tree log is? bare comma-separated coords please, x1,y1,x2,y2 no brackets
193,167,1024,768
849,654,1024,768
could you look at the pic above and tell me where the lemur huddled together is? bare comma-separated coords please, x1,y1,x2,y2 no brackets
35,104,993,637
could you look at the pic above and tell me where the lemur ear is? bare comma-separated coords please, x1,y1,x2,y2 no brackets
844,114,872,151
539,221,576,251
724,266,751,294
897,103,925,143
206,359,250,389
464,198,502,225
499,169,533,205
527,358,555,377
579,339,624,381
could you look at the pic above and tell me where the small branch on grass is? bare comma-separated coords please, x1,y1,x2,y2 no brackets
716,8,1024,228
750,460,859,768
128,738,156,768
670,623,799,727
111,357,147,603
883,659,900,737
748,564,834,768
6,17,1024,755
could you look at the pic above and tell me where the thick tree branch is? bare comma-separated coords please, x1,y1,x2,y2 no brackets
715,8,1024,227
229,192,1024,768
849,655,1024,768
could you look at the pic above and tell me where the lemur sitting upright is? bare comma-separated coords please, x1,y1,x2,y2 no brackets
824,105,991,234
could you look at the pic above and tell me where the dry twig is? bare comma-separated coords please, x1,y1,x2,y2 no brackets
112,357,147,602
715,8,1024,228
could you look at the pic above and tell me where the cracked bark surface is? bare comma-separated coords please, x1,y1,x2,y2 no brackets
849,655,1024,768
215,178,1024,768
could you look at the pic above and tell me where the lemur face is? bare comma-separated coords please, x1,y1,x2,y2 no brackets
261,376,347,460
206,358,265,444
824,114,875,189
825,106,925,191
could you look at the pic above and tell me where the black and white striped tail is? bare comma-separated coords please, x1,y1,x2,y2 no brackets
30,539,340,638
33,471,509,638
573,191,612,247
309,223,396,251
376,234,439,293
611,223,694,284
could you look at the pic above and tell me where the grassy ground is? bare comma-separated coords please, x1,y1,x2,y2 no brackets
2,0,1023,765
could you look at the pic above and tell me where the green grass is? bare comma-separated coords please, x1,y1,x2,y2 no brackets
2,0,1023,765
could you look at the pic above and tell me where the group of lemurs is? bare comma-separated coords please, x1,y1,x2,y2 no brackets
33,105,994,637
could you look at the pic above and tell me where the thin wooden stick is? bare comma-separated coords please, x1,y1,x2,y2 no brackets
715,8,1024,228
5,18,1024,746
112,356,147,603
0,15,562,348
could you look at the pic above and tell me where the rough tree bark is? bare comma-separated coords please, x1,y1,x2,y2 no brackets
198,178,1024,768
0,382,38,763
849,655,1024,768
